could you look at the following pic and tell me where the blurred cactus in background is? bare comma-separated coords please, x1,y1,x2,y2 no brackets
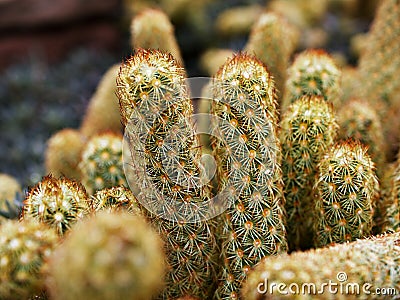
245,12,299,99
0,218,58,300
0,173,23,222
280,95,338,251
46,211,166,300
45,128,85,180
78,132,127,195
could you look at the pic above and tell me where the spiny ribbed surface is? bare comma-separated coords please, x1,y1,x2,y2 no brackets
381,160,400,232
23,175,89,236
116,49,218,299
0,219,58,300
314,141,378,247
242,231,400,300
47,211,165,300
211,53,287,299
90,186,141,215
283,49,341,110
245,12,299,98
78,132,127,195
131,8,183,63
280,95,337,251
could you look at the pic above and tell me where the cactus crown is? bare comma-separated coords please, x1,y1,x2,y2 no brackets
23,175,89,235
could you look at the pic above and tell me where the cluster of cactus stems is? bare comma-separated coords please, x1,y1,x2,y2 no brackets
0,218,59,299
242,231,400,300
211,53,287,299
116,48,219,299
46,211,166,300
282,49,341,111
78,132,127,195
22,175,90,236
314,140,379,247
280,95,338,251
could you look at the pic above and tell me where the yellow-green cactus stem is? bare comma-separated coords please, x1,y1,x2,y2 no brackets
90,186,141,215
80,64,123,138
282,49,341,111
46,211,165,300
314,140,378,247
45,128,85,180
211,53,287,299
380,160,400,233
78,132,127,195
116,48,218,299
280,95,338,251
131,8,183,63
244,12,299,99
23,175,90,236
337,98,386,177
0,218,58,300
200,48,234,76
242,231,400,300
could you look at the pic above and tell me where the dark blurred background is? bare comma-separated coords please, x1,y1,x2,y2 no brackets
0,0,376,187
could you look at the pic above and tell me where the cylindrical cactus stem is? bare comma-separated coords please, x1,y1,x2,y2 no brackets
244,12,299,99
314,140,379,247
116,48,218,299
45,128,85,180
0,218,58,300
211,53,287,299
22,175,90,236
131,8,183,63
0,173,22,222
280,95,338,251
46,211,166,300
282,49,342,111
78,132,127,195
242,231,400,300
80,64,123,138
337,98,386,177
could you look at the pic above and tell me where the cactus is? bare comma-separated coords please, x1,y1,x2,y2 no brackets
80,64,123,138
44,128,85,180
337,98,386,176
314,140,378,247
211,53,287,299
282,49,341,111
131,8,183,63
357,0,400,161
280,95,338,251
200,48,234,76
90,186,141,215
116,48,218,299
78,132,127,195
46,211,165,300
0,218,58,300
244,12,299,98
0,173,23,222
22,175,90,236
242,231,400,300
